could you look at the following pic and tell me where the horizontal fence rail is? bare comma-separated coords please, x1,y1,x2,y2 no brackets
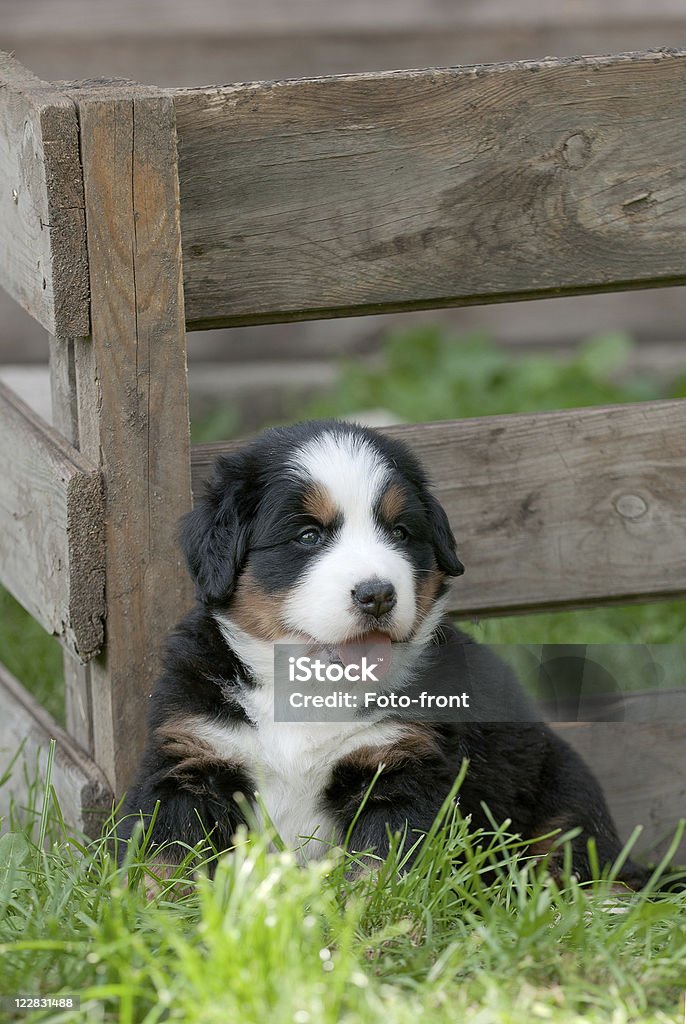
0,381,105,660
0,661,112,835
191,400,686,616
556,718,686,861
174,49,686,328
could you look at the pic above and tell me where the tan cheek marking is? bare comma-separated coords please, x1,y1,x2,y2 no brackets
338,725,442,775
379,482,406,523
228,567,287,641
302,482,338,526
413,566,446,628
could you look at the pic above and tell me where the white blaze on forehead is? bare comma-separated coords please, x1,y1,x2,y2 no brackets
289,431,390,524
284,430,417,643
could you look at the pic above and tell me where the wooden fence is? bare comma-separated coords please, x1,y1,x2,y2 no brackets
0,48,684,854
5,0,686,371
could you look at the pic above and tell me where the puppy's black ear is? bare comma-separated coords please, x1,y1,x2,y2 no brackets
180,454,251,605
425,492,464,577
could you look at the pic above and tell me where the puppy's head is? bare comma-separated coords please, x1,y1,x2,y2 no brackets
182,421,463,647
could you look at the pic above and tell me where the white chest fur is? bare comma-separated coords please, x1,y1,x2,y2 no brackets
185,704,404,861
207,616,414,857
208,612,448,858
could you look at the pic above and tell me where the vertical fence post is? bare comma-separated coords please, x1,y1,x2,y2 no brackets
60,86,194,794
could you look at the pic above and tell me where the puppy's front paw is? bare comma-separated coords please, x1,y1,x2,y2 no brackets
142,857,193,901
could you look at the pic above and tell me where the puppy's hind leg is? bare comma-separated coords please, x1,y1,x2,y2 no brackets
529,732,648,889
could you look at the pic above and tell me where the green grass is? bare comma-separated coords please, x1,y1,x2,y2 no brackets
0,769,685,1024
462,600,686,646
0,588,64,724
305,326,686,423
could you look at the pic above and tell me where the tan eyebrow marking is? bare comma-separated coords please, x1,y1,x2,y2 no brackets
379,482,406,523
302,482,338,526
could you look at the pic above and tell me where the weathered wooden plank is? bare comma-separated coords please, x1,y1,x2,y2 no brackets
0,380,104,660
191,399,686,615
541,687,686,726
175,49,686,328
0,660,111,836
48,334,95,755
556,718,686,861
0,52,88,337
63,86,194,793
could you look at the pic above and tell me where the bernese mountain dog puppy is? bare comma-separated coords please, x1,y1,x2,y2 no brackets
118,419,646,887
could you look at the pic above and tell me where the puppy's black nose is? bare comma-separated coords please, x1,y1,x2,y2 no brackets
352,579,397,619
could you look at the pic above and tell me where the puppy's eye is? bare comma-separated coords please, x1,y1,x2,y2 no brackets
297,527,323,547
392,524,409,542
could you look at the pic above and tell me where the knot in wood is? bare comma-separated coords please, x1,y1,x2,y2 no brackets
614,493,648,520
561,133,590,169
